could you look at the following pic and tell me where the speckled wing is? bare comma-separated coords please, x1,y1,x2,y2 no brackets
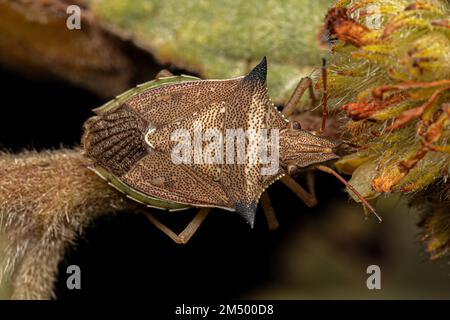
83,75,238,210
123,76,242,127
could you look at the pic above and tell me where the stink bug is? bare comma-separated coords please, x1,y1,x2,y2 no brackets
82,57,380,243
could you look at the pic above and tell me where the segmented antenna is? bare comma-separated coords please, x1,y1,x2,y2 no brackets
315,165,382,222
320,58,328,133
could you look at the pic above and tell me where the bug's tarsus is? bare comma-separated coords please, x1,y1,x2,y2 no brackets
320,58,328,134
144,208,210,244
314,165,382,222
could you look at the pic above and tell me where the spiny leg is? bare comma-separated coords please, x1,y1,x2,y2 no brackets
260,191,279,230
155,69,174,79
280,175,317,208
145,208,210,244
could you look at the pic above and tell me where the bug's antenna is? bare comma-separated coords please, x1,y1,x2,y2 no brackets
320,58,328,133
315,165,382,222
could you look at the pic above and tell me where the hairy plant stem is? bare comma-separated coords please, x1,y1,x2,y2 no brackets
0,149,137,299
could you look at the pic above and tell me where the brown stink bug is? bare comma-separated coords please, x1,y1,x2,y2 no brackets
82,57,379,243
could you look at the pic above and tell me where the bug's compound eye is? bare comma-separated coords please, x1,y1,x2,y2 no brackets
287,164,298,176
291,121,302,130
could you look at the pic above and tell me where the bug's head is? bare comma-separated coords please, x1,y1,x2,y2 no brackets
279,122,355,175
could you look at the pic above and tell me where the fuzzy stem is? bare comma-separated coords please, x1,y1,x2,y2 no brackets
0,149,136,299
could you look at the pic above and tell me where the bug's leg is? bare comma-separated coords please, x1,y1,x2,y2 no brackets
280,175,318,208
145,208,210,244
155,69,174,79
260,191,279,230
306,170,317,201
314,165,382,222
282,77,317,117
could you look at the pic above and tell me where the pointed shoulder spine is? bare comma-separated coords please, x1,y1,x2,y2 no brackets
243,56,267,85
